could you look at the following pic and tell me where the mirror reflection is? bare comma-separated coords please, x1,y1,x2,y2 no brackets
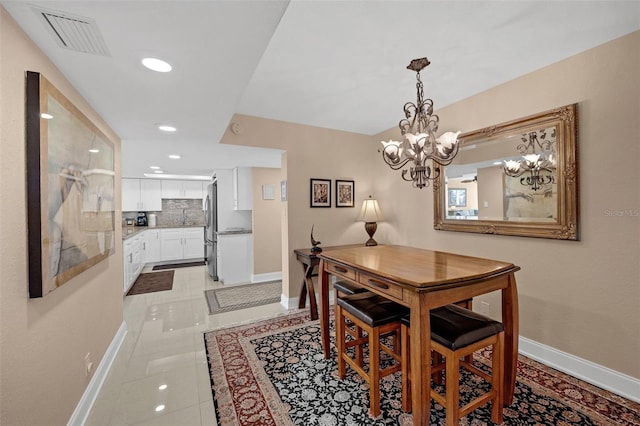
434,104,578,240
445,125,558,222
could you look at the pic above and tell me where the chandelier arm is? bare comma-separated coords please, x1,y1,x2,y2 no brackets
381,152,412,170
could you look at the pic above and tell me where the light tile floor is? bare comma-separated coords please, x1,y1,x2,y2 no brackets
86,265,289,426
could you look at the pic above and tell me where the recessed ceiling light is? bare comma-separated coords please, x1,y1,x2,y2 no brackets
158,125,177,132
155,405,165,412
142,57,172,73
154,170,164,174
149,166,160,170
168,154,181,160
41,113,53,119
158,384,167,390
88,149,100,153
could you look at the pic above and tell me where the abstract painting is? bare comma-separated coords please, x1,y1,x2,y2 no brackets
26,71,115,298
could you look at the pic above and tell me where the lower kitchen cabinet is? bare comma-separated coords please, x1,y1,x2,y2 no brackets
145,229,161,263
123,233,145,294
217,233,253,285
160,227,204,262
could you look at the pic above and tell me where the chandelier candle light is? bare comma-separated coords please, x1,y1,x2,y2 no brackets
381,57,460,189
503,130,557,191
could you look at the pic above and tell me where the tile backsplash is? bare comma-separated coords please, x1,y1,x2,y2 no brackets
123,199,205,227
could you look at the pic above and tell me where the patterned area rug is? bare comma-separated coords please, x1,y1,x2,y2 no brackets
204,311,640,425
205,281,282,315
126,270,174,296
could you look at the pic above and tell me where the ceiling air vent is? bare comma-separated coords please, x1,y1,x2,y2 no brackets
33,6,110,56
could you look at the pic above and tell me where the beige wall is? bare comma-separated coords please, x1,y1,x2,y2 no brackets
221,117,379,298
251,167,283,275
0,8,123,425
376,31,640,378
225,32,639,381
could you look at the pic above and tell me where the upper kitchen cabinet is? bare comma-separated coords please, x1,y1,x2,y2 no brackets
122,178,162,211
162,180,204,199
232,167,252,210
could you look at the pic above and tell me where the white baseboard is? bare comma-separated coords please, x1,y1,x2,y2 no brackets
68,321,127,426
519,336,640,403
280,292,335,311
252,271,282,283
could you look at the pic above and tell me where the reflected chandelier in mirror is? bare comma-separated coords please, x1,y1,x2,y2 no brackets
433,104,579,240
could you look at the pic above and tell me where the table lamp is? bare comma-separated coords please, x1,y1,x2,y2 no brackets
358,196,384,246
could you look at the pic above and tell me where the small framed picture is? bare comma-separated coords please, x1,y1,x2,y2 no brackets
335,180,355,208
280,180,287,201
310,178,331,208
262,184,275,200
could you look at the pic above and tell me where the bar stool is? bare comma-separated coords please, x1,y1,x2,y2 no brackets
401,304,505,425
336,292,409,417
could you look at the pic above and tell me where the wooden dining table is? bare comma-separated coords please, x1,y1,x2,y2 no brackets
318,245,520,426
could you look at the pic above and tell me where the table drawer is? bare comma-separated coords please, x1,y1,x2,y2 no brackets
358,272,404,300
325,262,356,281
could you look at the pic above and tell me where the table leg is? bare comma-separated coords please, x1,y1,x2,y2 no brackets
502,272,519,405
318,259,331,359
298,264,308,309
304,264,318,320
410,295,431,425
297,263,318,320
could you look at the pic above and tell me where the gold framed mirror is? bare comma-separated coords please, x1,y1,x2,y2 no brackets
434,104,579,240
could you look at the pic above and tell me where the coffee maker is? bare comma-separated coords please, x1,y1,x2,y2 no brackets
136,212,148,226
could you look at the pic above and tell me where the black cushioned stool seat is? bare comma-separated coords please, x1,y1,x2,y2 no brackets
333,280,368,296
336,292,408,417
400,304,504,350
400,304,505,425
338,292,408,327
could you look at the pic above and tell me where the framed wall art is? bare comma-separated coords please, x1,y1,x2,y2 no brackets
310,178,331,208
26,71,116,298
335,179,355,207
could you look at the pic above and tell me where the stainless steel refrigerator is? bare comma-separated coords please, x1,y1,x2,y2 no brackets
205,181,218,280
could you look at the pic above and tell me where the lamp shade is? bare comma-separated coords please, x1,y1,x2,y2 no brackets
358,197,383,223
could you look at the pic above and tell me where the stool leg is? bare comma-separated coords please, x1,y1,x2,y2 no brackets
401,324,411,412
491,332,505,424
355,325,363,367
336,305,346,379
369,327,381,417
445,350,460,426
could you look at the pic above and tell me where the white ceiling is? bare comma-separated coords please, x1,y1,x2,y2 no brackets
3,1,639,178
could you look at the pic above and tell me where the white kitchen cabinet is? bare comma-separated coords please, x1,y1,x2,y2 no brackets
122,178,162,211
183,228,205,259
160,227,204,261
217,233,252,285
144,229,161,263
232,167,252,210
161,180,204,199
123,233,145,294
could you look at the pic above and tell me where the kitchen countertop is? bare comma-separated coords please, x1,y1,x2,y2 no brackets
122,224,204,240
217,229,252,236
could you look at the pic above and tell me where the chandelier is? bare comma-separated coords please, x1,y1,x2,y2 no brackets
503,129,557,191
380,57,460,189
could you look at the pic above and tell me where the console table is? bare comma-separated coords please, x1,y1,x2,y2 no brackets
293,245,360,320
318,245,520,426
